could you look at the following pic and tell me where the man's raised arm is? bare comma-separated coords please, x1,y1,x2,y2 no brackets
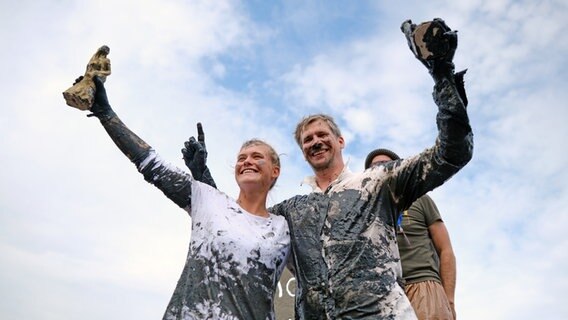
391,18,474,210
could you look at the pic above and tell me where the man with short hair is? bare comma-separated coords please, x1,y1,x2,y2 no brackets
366,149,456,320
185,18,472,319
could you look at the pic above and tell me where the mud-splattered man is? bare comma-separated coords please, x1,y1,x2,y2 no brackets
269,19,471,319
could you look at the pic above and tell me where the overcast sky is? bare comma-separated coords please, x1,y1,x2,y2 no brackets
1,0,567,319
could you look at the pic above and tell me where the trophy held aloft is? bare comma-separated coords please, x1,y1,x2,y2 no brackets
63,45,111,110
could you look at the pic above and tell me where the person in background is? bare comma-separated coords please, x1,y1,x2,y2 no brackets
366,148,457,320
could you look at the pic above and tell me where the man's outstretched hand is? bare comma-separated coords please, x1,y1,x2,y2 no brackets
401,18,458,82
182,123,217,189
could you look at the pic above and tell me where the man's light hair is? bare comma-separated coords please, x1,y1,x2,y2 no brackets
294,114,342,146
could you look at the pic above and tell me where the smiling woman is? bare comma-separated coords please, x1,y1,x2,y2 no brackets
236,139,281,194
68,75,291,320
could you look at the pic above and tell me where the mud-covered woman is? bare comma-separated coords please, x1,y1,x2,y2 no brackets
71,76,290,320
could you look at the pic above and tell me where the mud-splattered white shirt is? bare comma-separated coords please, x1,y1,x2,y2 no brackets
137,152,290,320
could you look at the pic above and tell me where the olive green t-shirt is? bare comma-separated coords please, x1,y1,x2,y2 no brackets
397,194,443,284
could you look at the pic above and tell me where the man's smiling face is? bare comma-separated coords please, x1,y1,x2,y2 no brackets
300,119,344,171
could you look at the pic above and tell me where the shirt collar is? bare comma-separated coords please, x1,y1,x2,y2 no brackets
301,159,353,192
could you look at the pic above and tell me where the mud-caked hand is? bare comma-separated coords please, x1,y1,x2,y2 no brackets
401,18,458,82
183,136,207,176
88,76,116,120
182,123,217,189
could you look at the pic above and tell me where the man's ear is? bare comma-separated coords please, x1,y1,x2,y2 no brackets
338,136,345,149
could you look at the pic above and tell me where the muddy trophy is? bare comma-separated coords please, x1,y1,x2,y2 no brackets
401,18,468,106
63,45,111,110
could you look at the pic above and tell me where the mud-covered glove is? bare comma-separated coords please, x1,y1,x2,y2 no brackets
401,18,458,82
88,75,116,121
182,123,217,189
401,18,468,106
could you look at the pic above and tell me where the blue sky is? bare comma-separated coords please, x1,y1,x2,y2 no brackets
1,0,567,319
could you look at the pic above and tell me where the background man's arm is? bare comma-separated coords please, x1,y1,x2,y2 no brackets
430,221,457,318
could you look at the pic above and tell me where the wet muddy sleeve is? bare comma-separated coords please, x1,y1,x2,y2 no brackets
269,201,288,218
391,77,473,210
99,115,192,210
433,76,473,168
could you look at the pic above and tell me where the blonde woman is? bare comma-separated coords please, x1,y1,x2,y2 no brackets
72,76,290,320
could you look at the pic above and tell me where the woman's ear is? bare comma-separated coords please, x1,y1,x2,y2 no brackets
272,166,281,179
